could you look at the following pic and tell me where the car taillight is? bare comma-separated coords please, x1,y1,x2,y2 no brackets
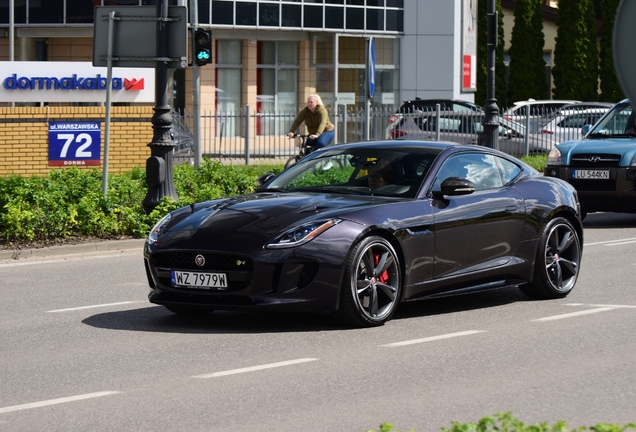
504,116,512,120
390,130,406,139
541,130,553,135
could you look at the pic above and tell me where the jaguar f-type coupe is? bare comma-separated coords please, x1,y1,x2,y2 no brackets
144,141,583,327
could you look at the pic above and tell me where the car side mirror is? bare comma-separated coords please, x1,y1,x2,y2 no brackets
581,124,593,136
432,177,475,197
257,172,276,187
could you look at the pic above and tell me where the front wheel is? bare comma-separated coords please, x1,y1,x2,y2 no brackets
334,236,402,327
520,217,581,299
284,155,302,170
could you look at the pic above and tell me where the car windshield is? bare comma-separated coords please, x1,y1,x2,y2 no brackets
587,101,634,137
264,147,441,198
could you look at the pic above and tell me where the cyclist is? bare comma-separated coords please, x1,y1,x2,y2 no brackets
287,94,335,155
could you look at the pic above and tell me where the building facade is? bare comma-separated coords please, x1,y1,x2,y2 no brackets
0,0,478,173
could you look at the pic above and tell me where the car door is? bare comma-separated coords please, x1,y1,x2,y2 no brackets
429,153,526,280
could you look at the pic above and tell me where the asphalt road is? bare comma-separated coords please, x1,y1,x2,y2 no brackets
1,212,635,431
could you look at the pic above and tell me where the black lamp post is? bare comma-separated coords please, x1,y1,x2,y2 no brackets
482,0,499,150
142,0,178,214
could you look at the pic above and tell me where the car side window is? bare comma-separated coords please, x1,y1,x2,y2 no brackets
494,156,522,185
433,153,504,191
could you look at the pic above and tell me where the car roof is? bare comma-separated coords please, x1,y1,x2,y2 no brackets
511,99,580,107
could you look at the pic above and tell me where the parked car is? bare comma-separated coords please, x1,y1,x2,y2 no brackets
145,140,583,327
389,110,556,156
388,98,483,133
503,99,580,132
539,103,612,143
544,99,636,217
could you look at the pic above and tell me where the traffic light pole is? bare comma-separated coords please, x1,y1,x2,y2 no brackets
483,0,499,150
190,0,202,169
142,0,178,214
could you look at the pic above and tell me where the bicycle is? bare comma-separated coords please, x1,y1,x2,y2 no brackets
284,134,317,169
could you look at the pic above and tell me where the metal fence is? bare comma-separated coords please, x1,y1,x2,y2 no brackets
172,104,607,164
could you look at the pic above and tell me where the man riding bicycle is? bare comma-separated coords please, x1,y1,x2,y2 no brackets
287,94,335,155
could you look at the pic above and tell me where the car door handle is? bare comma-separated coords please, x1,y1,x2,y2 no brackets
505,205,517,212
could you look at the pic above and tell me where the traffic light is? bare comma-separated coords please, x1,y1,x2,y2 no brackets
193,28,212,66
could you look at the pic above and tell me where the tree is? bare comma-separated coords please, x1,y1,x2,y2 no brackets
476,0,507,108
599,0,624,102
552,0,599,100
507,0,547,103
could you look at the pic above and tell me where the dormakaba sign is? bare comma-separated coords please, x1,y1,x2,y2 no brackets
0,62,155,103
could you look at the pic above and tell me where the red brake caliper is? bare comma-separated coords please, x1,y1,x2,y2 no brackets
374,253,390,284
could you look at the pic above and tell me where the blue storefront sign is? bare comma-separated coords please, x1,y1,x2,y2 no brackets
48,122,101,167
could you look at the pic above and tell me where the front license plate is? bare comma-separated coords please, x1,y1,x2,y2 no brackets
170,270,228,289
573,170,610,179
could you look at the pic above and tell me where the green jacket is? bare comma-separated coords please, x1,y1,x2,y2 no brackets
289,105,334,136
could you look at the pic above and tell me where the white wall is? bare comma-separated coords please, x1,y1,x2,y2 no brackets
400,0,475,103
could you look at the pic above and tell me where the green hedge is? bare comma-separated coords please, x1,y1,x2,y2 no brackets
0,159,282,246
367,412,635,432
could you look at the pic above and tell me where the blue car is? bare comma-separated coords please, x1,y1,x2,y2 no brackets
544,99,636,217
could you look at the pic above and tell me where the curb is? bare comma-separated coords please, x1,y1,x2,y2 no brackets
0,238,146,262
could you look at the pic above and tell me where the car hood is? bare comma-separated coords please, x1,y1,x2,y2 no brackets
558,137,636,165
155,192,380,247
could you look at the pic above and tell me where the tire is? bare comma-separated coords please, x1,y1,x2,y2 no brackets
335,236,402,327
520,217,581,299
164,305,214,316
284,155,301,170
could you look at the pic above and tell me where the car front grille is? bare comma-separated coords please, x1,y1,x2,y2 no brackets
570,154,621,167
151,251,253,271
150,251,254,291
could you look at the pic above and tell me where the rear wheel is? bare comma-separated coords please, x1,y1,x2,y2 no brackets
164,305,214,316
335,236,401,327
520,217,581,299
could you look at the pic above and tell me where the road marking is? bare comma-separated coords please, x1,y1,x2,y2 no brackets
380,330,485,347
193,358,319,379
566,303,636,309
0,391,121,415
0,252,140,268
533,307,615,322
585,237,636,246
47,301,145,313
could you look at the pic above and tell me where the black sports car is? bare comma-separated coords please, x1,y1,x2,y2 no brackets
144,141,584,327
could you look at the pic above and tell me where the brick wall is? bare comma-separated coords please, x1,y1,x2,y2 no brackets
0,106,153,176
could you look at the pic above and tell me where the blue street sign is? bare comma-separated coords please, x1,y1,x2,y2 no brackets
368,38,376,98
48,122,101,167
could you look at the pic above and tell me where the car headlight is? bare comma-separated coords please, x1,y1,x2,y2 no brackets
631,155,636,166
148,213,172,244
547,147,562,165
266,219,341,249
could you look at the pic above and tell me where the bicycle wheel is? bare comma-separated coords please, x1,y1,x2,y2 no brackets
284,155,302,169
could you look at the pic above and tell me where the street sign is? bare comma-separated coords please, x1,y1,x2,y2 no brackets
93,6,188,69
48,122,101,167
613,0,636,107
367,37,376,98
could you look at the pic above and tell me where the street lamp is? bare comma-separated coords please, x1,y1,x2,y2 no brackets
482,0,499,150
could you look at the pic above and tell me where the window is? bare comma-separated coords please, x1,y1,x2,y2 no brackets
215,40,242,137
257,41,299,135
434,154,504,191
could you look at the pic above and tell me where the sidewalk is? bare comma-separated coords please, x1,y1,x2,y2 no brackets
0,238,147,262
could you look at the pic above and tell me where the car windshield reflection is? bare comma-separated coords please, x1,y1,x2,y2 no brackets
588,101,634,137
266,148,440,198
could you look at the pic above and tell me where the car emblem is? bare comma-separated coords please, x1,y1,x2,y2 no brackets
236,260,245,266
588,156,601,163
195,254,205,267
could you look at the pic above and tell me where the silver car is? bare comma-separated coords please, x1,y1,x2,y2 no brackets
388,110,556,156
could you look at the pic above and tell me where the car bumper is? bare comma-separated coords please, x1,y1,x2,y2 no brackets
143,237,348,314
544,165,636,212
